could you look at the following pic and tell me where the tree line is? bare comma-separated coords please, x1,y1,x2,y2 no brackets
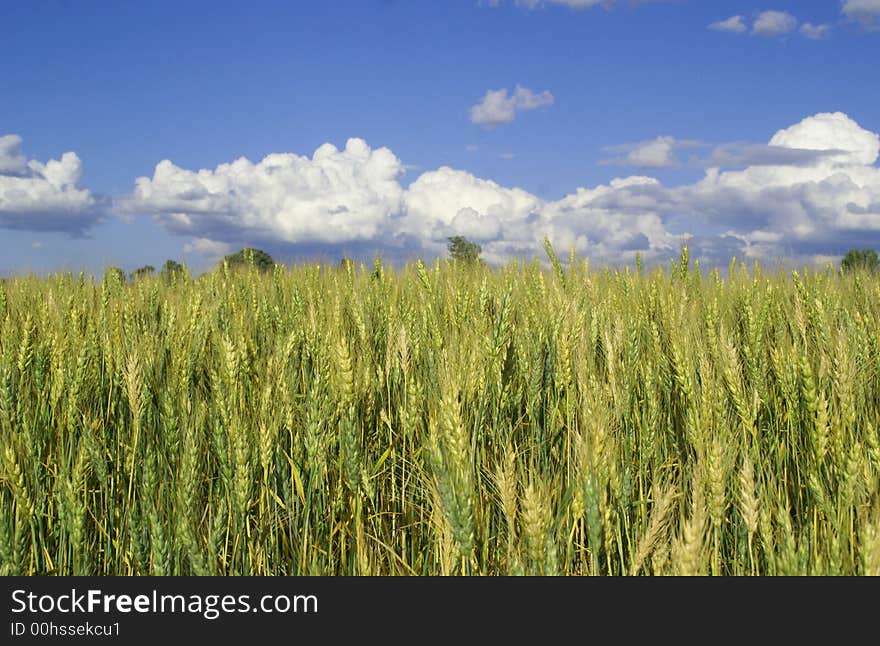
105,240,877,285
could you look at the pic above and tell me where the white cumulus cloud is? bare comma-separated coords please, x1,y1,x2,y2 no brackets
124,138,405,245
469,85,555,128
708,15,747,33
674,112,880,258
752,10,798,37
800,22,832,39
402,166,542,247
842,0,880,30
538,176,682,263
710,14,833,40
0,134,101,234
769,112,879,166
601,137,703,169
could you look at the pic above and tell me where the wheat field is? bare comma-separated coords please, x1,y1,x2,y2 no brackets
1,251,879,575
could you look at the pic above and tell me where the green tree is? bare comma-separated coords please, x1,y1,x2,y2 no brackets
840,248,879,274
337,257,355,272
160,259,188,282
223,247,276,272
447,236,482,265
130,265,155,282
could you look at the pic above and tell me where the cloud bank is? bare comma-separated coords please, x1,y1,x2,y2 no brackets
0,135,102,234
123,111,880,268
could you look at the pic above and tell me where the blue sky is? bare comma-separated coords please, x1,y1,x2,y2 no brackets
1,0,879,275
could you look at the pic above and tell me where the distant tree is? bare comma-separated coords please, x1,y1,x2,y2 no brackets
223,247,275,272
447,236,482,265
160,259,188,282
841,248,879,274
103,266,126,287
336,257,357,281
337,256,355,271
130,265,155,282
